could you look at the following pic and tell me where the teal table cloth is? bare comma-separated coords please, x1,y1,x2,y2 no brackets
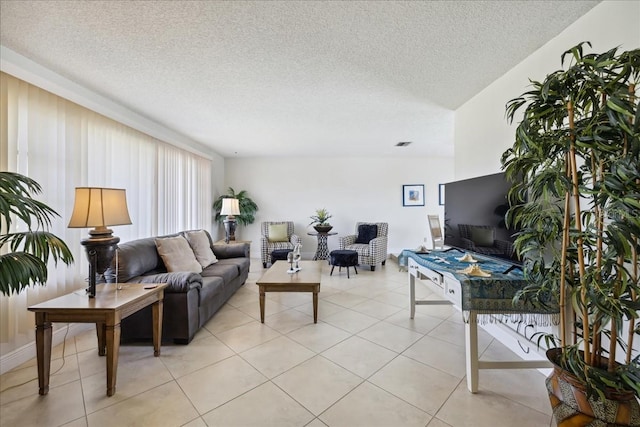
400,249,559,324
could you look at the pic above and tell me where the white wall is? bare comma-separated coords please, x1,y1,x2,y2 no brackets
453,0,640,358
454,0,640,180
223,156,454,259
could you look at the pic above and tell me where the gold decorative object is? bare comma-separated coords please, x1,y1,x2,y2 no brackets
456,264,491,277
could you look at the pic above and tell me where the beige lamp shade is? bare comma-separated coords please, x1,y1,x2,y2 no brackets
68,187,132,233
220,198,240,216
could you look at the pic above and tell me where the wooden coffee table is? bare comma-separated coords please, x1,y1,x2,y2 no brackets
28,282,167,397
256,260,322,323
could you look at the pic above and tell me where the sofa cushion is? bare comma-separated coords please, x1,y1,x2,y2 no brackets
201,261,240,283
355,224,378,244
268,223,288,242
199,276,224,306
112,237,163,282
184,230,218,268
155,236,203,273
216,257,250,278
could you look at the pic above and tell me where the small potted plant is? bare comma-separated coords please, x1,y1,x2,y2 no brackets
309,208,333,233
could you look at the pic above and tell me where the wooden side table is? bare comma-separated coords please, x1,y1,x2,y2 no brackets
307,232,337,260
28,282,167,397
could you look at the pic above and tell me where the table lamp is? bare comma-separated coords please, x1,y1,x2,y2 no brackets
68,187,132,297
220,198,240,243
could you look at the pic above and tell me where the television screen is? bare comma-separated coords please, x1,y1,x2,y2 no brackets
444,172,518,262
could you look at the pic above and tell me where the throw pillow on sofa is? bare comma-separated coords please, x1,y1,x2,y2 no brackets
184,230,218,268
355,224,378,244
268,223,288,242
155,235,203,273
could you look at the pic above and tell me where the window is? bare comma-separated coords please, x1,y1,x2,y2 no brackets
0,72,212,356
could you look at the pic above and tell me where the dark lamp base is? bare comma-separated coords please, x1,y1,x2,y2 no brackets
223,218,237,244
81,236,120,297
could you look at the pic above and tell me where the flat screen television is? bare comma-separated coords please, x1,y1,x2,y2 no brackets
444,172,519,262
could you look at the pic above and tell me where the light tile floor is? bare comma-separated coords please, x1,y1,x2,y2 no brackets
0,259,554,427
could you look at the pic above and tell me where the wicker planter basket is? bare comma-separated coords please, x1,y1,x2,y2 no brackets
546,348,640,426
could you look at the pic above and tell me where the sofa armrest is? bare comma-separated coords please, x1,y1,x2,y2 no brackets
139,272,202,293
339,234,357,249
290,234,301,245
213,242,249,259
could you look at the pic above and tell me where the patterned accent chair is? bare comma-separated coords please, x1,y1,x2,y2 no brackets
458,224,513,258
339,222,388,271
261,221,301,268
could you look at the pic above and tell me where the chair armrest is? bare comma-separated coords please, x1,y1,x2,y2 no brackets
290,234,301,245
213,242,249,259
370,236,387,247
139,272,202,293
339,234,357,249
369,236,388,256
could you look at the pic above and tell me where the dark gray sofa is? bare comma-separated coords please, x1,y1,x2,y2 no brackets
105,230,250,344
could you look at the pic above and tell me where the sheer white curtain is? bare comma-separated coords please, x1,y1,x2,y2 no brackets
0,72,212,358
157,144,212,234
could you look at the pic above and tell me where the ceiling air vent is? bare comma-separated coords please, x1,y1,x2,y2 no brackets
395,141,412,147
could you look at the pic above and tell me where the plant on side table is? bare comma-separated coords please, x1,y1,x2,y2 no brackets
0,172,74,296
502,43,640,426
309,208,333,233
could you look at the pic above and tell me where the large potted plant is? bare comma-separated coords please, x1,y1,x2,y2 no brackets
0,172,74,295
213,187,259,230
502,43,639,426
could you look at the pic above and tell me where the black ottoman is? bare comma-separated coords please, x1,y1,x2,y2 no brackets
270,249,293,266
329,250,359,278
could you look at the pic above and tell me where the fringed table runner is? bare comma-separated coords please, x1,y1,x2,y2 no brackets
400,249,559,325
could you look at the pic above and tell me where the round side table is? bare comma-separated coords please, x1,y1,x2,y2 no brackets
307,232,337,260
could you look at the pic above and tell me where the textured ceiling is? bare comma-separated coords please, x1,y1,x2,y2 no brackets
0,0,600,158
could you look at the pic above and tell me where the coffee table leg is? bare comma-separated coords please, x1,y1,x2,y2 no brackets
313,291,318,323
259,287,266,323
152,297,163,356
105,316,121,397
35,313,52,395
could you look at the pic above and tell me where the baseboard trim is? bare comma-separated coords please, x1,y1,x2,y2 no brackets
0,323,93,375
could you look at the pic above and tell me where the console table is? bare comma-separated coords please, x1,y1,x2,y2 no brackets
28,282,167,396
307,232,337,260
403,249,558,393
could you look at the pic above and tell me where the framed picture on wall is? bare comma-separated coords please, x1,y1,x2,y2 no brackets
439,184,445,206
403,184,425,206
